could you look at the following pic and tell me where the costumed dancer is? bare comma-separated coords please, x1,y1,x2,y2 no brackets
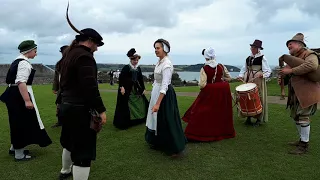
145,38,187,157
52,45,68,128
278,33,320,154
182,47,235,141
113,48,149,130
0,40,52,161
57,3,107,180
237,39,271,126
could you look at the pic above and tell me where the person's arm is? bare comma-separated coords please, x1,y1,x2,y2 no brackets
292,54,318,75
52,70,59,93
262,56,272,78
138,67,146,90
15,61,31,102
221,65,232,81
198,67,207,89
77,56,106,113
238,62,247,78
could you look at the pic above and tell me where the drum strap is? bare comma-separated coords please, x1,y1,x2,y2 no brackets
246,68,262,82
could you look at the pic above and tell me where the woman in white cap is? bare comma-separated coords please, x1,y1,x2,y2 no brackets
145,38,187,157
182,47,235,142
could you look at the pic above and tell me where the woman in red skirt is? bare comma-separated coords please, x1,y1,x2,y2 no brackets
182,47,236,141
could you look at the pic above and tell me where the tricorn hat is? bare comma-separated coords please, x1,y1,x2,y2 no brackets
286,33,306,47
250,39,263,50
66,2,104,47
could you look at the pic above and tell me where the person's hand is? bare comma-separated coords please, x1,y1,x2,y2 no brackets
279,66,292,76
237,77,244,81
53,90,57,94
25,100,34,109
151,104,160,113
120,87,125,95
99,112,107,125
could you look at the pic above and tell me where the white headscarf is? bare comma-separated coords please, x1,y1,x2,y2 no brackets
203,47,218,68
162,43,169,53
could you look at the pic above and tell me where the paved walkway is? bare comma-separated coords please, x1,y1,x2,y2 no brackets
100,89,289,104
100,89,320,109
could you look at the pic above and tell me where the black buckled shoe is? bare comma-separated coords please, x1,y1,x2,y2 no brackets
59,172,72,180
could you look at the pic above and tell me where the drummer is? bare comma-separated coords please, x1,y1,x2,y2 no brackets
237,39,272,126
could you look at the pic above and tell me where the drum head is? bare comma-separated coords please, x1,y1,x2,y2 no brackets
236,83,257,92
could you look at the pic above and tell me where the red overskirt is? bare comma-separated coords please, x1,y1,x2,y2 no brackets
182,82,236,141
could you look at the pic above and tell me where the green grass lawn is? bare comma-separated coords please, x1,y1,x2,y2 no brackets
0,84,317,180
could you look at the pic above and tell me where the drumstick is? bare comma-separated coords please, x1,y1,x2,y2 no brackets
248,72,267,83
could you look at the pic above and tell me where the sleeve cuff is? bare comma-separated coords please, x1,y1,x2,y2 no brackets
96,106,106,114
159,90,167,95
291,68,298,75
16,81,27,84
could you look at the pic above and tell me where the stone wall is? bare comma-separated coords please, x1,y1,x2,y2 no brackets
0,63,54,85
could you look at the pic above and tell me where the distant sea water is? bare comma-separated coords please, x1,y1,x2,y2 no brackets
142,71,240,81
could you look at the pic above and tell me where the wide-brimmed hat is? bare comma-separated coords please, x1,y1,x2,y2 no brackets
250,39,263,50
286,33,306,47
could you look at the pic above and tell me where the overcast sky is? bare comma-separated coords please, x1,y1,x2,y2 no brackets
0,0,319,66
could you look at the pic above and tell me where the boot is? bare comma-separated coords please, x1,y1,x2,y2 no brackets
253,119,261,127
289,141,309,155
288,139,300,146
244,117,252,125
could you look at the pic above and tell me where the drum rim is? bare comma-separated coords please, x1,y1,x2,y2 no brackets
235,83,257,91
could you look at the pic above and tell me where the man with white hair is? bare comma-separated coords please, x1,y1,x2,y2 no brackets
237,39,272,126
278,33,320,155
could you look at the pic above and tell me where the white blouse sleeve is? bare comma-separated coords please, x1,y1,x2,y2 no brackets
198,67,207,89
15,61,31,84
160,67,173,95
222,65,232,81
262,56,272,78
238,62,247,78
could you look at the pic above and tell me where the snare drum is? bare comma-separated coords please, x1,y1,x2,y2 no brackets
235,83,262,117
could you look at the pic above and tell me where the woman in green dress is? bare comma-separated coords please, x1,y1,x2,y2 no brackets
113,48,149,130
145,39,187,157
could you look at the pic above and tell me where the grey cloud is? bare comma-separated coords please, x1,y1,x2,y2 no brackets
0,0,214,37
0,0,214,58
252,0,320,21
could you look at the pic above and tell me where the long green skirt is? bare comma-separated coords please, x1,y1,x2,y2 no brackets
145,85,187,155
128,88,147,120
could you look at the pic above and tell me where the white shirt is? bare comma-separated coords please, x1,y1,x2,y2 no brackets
238,52,271,78
15,54,32,84
153,56,173,95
